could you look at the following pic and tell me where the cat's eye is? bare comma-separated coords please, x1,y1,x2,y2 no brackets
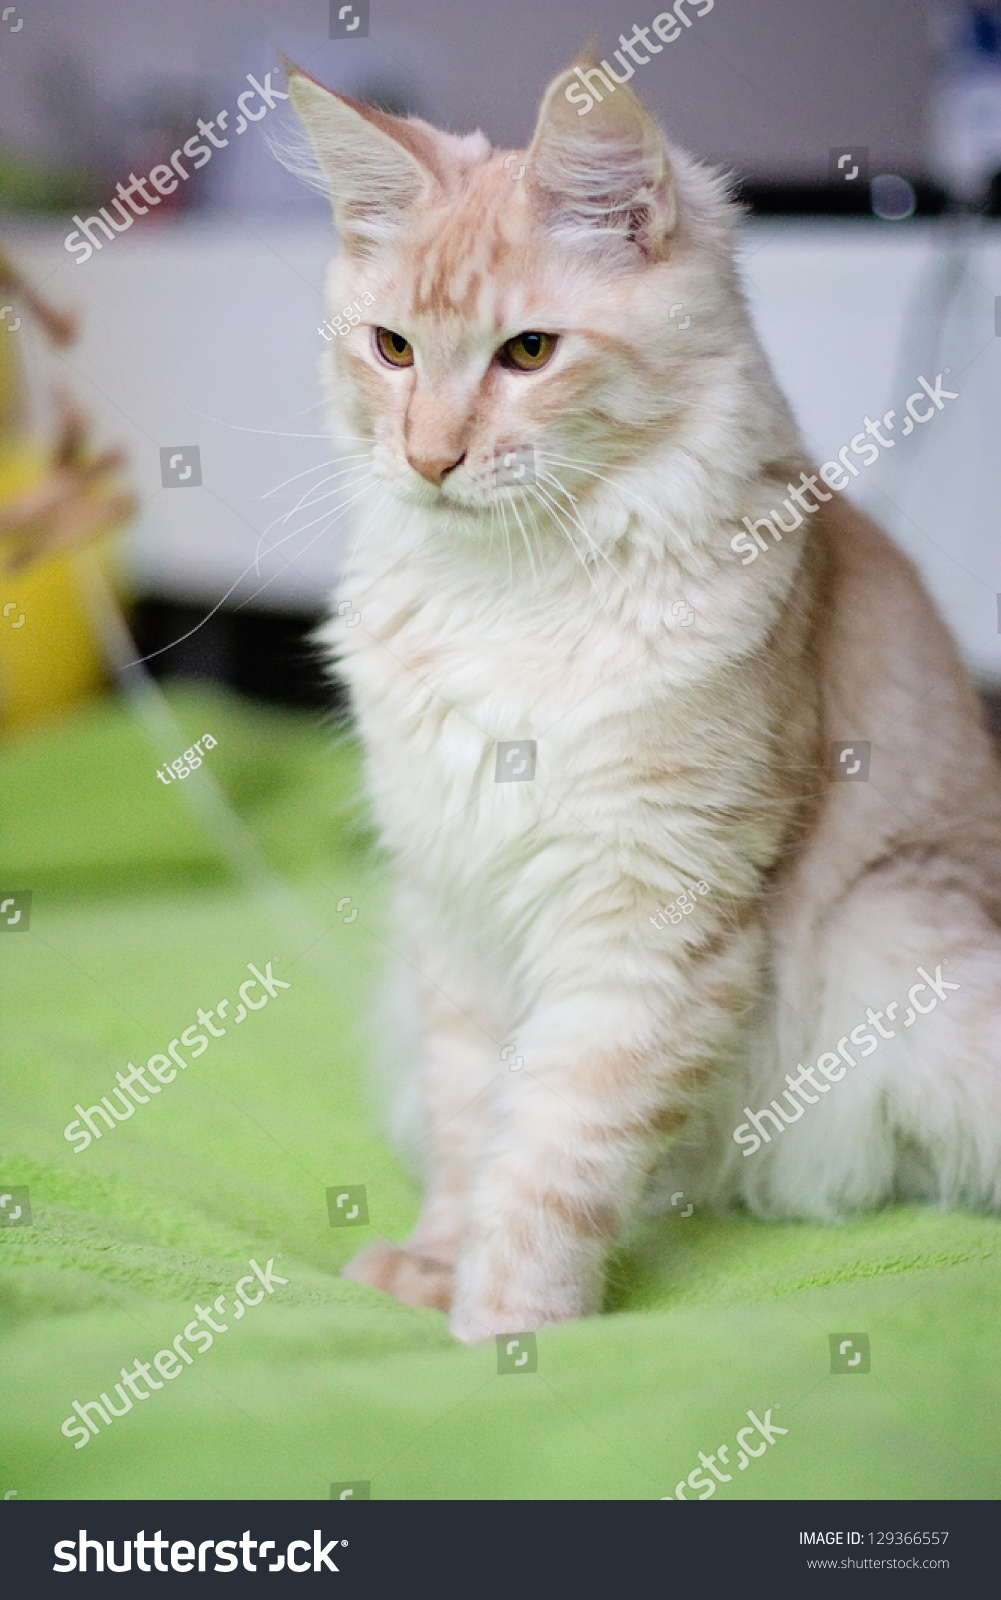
375,327,415,367
497,331,558,372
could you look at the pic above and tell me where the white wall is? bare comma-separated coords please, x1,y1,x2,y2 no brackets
7,211,1001,683
0,0,945,182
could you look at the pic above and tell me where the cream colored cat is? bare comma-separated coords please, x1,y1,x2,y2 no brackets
288,62,1001,1343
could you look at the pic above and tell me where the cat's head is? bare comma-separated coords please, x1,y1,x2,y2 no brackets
288,60,748,546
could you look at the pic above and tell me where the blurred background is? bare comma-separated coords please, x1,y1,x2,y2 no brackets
2,0,1001,724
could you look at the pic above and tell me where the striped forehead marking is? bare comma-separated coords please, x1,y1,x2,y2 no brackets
409,171,518,324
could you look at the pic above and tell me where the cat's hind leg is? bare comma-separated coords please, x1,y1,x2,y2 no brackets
738,873,1001,1220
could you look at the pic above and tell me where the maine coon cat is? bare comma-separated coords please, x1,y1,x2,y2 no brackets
288,61,1001,1343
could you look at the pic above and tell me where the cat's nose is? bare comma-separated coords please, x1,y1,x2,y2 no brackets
406,451,466,485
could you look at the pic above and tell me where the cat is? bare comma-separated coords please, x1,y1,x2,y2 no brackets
287,59,1001,1343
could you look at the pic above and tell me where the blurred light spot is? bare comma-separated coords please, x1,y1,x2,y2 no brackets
870,174,916,220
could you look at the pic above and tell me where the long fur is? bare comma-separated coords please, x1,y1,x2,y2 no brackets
287,62,1001,1342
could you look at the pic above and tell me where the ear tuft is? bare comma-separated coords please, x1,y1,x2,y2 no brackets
285,62,431,250
526,64,677,261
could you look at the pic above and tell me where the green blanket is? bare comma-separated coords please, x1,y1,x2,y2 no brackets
2,686,998,1500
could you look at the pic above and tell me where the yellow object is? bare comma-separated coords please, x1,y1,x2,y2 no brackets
0,441,111,731
0,270,131,731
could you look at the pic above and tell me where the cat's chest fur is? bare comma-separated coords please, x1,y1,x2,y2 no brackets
330,515,808,950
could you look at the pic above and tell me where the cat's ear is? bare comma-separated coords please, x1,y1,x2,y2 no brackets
285,62,432,250
526,63,677,260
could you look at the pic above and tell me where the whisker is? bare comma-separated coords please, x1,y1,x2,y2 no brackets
527,485,594,593
182,405,376,444
283,463,375,521
542,453,665,523
534,483,591,560
123,463,379,670
544,451,695,557
271,462,374,532
282,396,333,418
254,475,378,571
261,453,371,500
122,565,283,668
537,470,621,582
238,480,382,613
336,487,394,609
255,468,377,572
528,481,580,560
507,492,538,587
258,462,374,557
497,492,515,590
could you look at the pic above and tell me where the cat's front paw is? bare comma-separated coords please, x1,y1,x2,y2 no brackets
341,1240,453,1312
448,1285,592,1344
